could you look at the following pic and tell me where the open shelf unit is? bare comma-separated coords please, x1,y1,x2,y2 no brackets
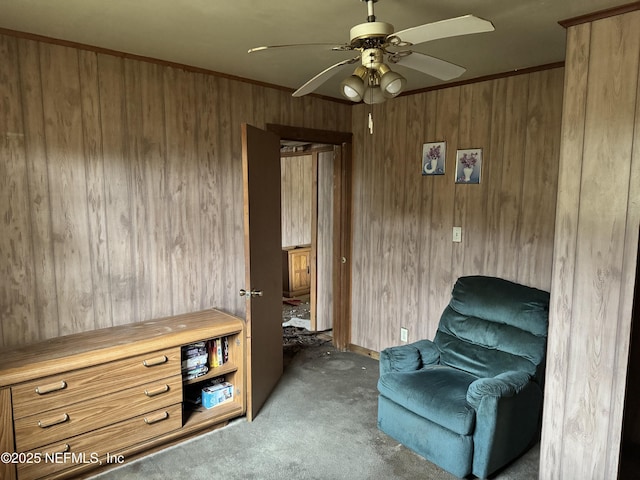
181,331,244,426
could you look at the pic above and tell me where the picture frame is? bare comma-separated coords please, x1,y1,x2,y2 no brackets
455,148,482,184
422,141,446,176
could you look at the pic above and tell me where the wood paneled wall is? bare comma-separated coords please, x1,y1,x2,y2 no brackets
281,154,312,248
0,33,351,348
350,67,565,351
540,9,640,479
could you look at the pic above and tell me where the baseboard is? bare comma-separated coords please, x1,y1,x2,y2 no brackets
348,343,380,360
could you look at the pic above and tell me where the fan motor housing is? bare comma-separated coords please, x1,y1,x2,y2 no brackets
349,21,394,48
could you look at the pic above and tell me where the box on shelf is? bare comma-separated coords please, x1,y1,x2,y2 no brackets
201,382,233,409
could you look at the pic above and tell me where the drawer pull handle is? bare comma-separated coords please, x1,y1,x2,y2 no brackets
144,384,170,397
50,443,70,454
144,411,169,425
38,413,70,428
142,355,168,367
35,380,67,395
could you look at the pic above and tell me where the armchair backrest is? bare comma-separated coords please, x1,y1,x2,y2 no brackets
433,276,550,383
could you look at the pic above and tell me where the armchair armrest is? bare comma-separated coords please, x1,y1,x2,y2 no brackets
379,339,441,375
466,371,531,408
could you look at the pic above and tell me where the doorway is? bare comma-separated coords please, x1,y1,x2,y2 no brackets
280,143,334,335
267,124,353,351
619,233,640,479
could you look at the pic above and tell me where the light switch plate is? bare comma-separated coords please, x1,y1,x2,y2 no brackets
453,226,462,243
400,328,408,343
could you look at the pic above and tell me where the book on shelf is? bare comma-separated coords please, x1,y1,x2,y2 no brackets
182,341,209,380
207,336,229,368
183,364,208,381
181,336,230,381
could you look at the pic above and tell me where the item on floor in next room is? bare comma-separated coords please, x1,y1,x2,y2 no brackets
377,275,550,479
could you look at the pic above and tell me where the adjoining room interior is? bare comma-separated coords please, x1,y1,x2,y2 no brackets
0,1,639,479
280,140,336,359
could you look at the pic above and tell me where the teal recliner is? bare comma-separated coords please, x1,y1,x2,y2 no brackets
377,276,549,479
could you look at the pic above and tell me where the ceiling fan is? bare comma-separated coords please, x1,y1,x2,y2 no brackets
248,0,495,104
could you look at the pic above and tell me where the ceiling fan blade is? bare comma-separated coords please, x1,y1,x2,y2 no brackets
391,14,494,46
390,51,466,81
292,56,360,97
248,43,351,54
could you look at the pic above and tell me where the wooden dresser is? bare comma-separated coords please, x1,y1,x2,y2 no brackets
0,309,245,480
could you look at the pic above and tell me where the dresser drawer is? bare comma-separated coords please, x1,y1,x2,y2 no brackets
17,403,182,480
14,374,182,452
12,348,181,420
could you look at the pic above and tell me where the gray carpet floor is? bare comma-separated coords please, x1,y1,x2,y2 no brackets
91,345,539,480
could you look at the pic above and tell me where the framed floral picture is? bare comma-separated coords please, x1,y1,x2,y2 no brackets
422,141,446,176
455,148,482,184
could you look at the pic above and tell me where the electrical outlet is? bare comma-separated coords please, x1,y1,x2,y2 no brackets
453,226,462,243
400,327,408,343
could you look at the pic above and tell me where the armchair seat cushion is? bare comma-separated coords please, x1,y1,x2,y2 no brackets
378,366,477,435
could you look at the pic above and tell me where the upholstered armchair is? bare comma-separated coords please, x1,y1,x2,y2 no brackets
377,276,549,479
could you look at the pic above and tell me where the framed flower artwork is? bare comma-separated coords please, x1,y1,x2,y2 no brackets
422,141,446,176
455,148,482,184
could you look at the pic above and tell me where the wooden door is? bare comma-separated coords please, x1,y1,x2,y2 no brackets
241,123,283,421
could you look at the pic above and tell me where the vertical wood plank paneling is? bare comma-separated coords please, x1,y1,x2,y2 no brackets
540,26,592,477
426,86,460,337
518,69,563,289
131,60,171,319
350,103,370,348
12,40,59,343
542,10,640,480
213,77,239,316
400,95,425,344
262,88,286,126
79,49,112,330
494,75,530,282
197,73,223,311
0,35,35,346
380,96,408,346
414,91,438,341
609,38,640,471
354,102,385,349
281,154,312,248
482,78,507,278
17,38,58,342
0,32,353,347
454,81,493,280
40,43,95,335
164,66,202,315
316,149,334,331
97,53,135,326
559,13,640,479
230,80,254,316
350,68,564,353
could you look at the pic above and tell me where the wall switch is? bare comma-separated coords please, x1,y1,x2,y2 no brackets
400,327,408,343
453,226,462,243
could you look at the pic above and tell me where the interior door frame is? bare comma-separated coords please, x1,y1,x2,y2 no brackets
267,124,352,351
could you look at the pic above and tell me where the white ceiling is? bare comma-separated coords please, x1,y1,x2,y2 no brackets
0,0,630,100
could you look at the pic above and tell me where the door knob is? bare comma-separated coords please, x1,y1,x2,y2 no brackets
239,289,263,297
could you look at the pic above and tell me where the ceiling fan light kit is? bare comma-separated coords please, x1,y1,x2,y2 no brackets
248,0,495,103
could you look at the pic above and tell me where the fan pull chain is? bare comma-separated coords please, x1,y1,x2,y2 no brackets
368,112,374,134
